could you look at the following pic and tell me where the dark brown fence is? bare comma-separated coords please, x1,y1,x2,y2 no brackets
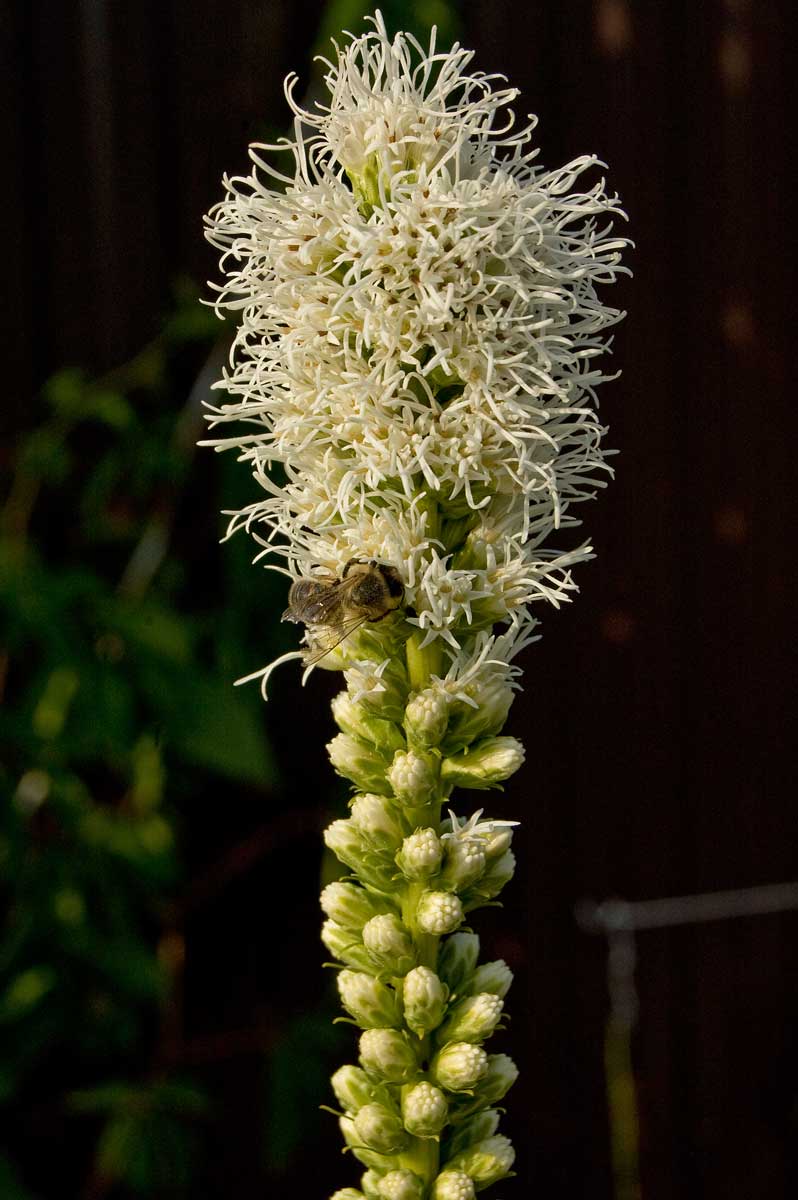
5,2,797,1197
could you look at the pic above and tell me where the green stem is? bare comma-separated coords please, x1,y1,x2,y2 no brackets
406,632,443,692
398,1133,439,1186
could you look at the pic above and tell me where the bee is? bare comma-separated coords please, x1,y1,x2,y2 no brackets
282,559,404,663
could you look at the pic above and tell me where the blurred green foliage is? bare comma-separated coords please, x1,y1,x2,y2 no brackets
0,280,282,1196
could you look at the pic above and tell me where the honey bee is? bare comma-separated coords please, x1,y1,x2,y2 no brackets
282,559,404,663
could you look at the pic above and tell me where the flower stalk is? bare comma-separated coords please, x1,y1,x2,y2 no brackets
203,11,628,1195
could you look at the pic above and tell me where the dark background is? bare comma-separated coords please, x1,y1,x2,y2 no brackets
2,1,797,1198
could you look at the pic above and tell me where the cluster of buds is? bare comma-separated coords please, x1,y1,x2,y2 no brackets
322,643,520,1195
205,9,626,1195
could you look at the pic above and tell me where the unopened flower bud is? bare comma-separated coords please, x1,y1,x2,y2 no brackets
377,1169,424,1200
321,882,396,931
431,1171,476,1200
350,793,405,851
446,1109,501,1157
438,993,503,1044
328,733,392,795
431,1042,489,1093
324,818,396,890
387,750,439,807
416,890,464,935
440,737,524,791
446,1135,516,1187
403,967,448,1037
321,920,374,972
467,849,516,902
331,1190,365,1200
437,932,480,994
401,1081,448,1138
466,960,513,999
353,1103,408,1155
359,1028,419,1084
325,818,368,871
441,675,515,755
396,828,442,880
360,1170,384,1200
337,970,402,1029
362,914,417,976
340,1115,398,1171
404,689,449,748
439,838,486,891
482,825,514,859
331,1065,391,1114
476,1054,519,1105
332,693,406,755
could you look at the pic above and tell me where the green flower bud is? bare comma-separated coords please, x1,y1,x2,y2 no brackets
395,828,442,880
416,890,464,936
340,1115,399,1170
377,1168,424,1200
431,1171,476,1200
359,1028,420,1084
353,620,412,667
482,826,514,860
446,1134,515,1188
437,993,504,1044
325,818,368,868
337,970,403,1029
441,675,515,755
350,793,405,851
440,737,524,791
387,750,439,808
363,914,417,976
404,688,449,749
331,1065,392,1114
445,1109,500,1157
353,1103,409,1155
401,1081,449,1138
321,882,397,931
475,1054,519,1106
324,819,394,890
431,1042,489,1093
465,850,516,903
328,733,392,795
438,932,480,994
361,1170,384,1200
331,1190,366,1200
465,960,513,999
403,966,448,1037
332,693,406,755
321,920,374,972
439,838,486,891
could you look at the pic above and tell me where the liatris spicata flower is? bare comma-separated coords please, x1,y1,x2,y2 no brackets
203,11,628,1195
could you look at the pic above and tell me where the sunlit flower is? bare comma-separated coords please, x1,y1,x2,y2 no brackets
204,11,628,674
203,15,628,1196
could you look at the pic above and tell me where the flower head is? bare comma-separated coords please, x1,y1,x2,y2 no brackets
204,12,628,687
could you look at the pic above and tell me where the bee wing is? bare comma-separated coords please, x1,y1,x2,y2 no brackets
302,613,370,666
301,574,361,624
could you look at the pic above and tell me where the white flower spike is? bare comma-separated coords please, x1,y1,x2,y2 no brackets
204,11,627,1195
205,11,627,684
